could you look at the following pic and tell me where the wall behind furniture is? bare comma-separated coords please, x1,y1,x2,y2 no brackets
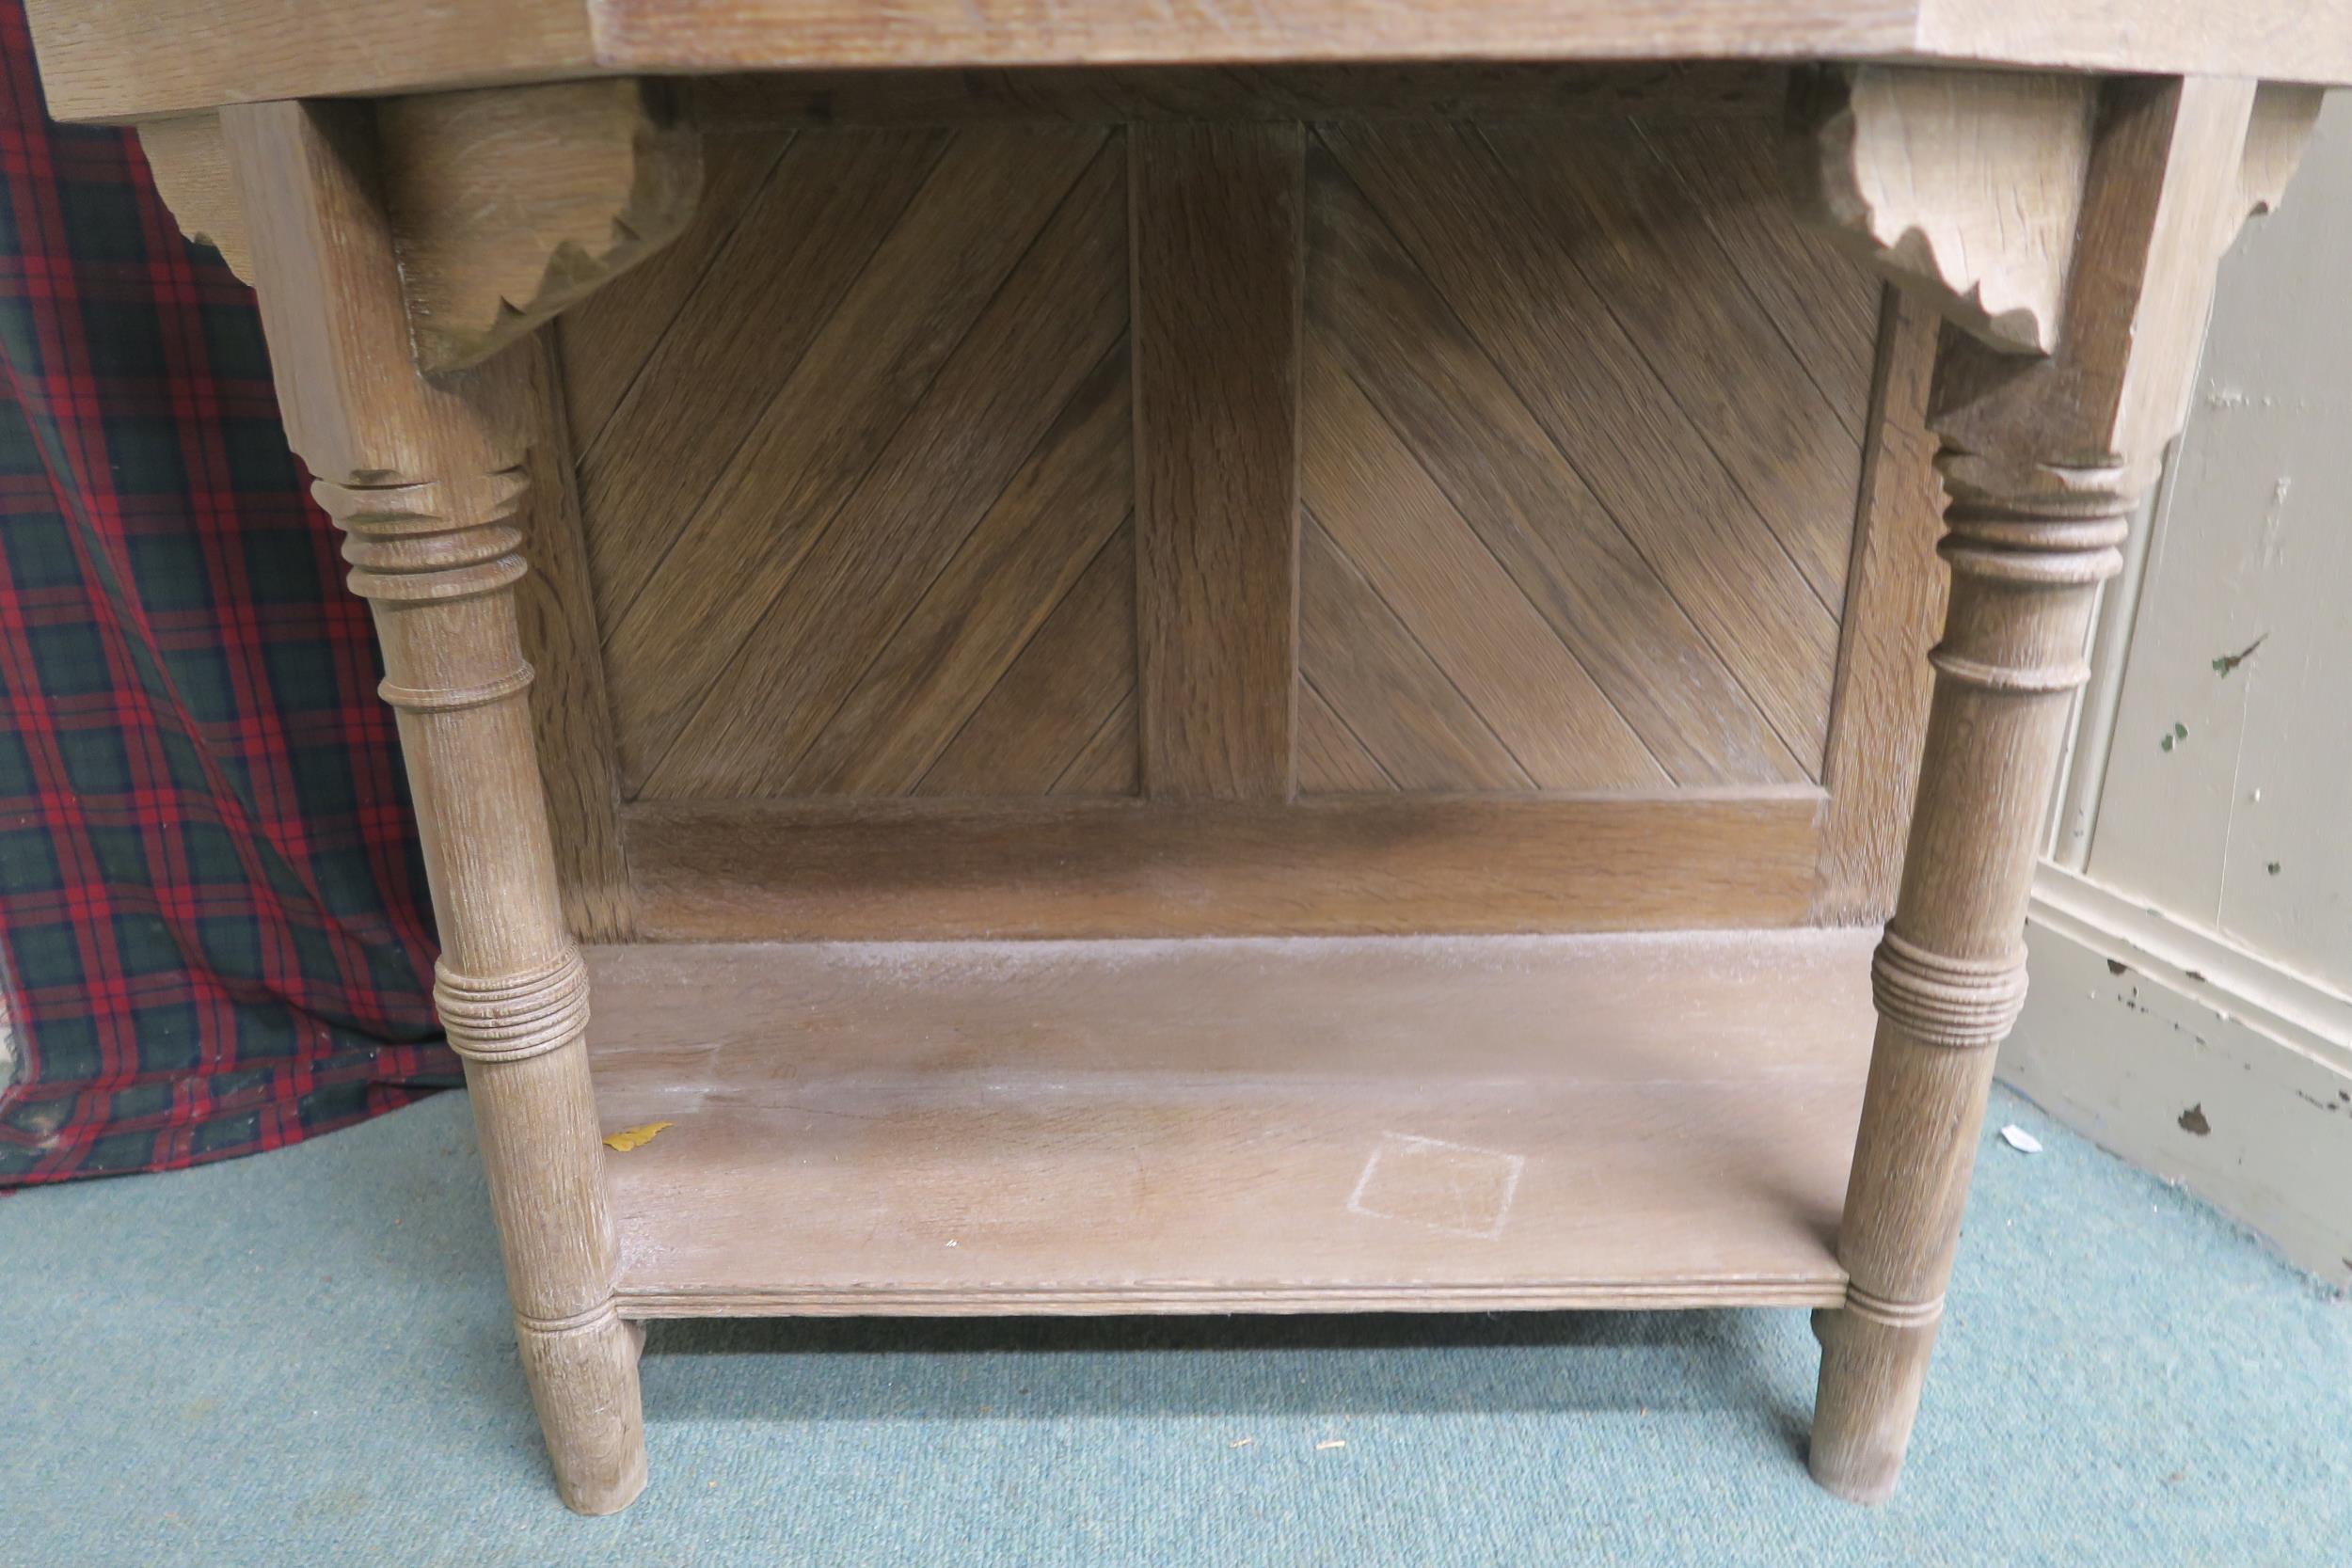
2002,92,2352,1287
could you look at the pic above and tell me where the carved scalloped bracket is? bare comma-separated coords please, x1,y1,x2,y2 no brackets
140,80,699,376
1791,70,2321,364
378,78,701,374
136,113,254,281
2234,83,2327,222
1790,65,2098,355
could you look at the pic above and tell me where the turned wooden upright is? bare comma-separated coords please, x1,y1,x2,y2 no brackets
224,100,647,1513
1804,72,2280,1500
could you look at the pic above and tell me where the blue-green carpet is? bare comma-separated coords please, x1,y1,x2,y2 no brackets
5,1084,2345,1566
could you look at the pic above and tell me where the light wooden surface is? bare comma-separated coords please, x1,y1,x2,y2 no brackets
118,0,2320,1511
687,61,1791,130
1928,82,2265,466
1795,67,2097,353
1312,121,1849,784
601,127,1120,797
128,90,705,378
377,80,701,373
1812,291,1947,924
564,119,1881,816
1132,123,1303,802
621,792,1823,941
2235,85,2330,220
510,336,637,943
222,98,644,1513
1805,72,2271,1505
134,114,248,279
35,0,2352,122
1307,128,1815,785
586,928,1877,1316
27,0,597,122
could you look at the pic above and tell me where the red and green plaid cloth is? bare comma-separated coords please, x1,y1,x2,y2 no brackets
0,4,453,1184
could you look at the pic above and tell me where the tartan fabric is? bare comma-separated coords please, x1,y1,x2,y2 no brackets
0,5,454,1184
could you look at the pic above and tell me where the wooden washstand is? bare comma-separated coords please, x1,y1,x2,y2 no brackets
27,0,2347,1513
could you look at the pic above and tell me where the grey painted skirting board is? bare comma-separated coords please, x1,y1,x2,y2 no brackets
2001,863,2352,1288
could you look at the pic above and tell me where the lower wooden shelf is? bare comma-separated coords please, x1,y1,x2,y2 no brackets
585,928,1876,1317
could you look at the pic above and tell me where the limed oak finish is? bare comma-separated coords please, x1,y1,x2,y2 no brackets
27,1,2343,1518
590,929,1877,1315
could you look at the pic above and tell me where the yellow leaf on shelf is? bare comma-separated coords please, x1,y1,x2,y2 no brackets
602,1120,674,1152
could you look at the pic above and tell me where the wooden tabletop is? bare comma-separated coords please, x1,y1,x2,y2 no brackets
30,0,2352,124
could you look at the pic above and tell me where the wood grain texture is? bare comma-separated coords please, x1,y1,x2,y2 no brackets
224,98,642,1514
622,791,1824,941
141,85,707,375
127,15,2280,1524
1131,123,1303,802
36,1,2352,124
1297,680,1394,793
555,129,793,451
1051,689,1142,795
589,928,1876,1315
566,119,1875,806
1298,517,1531,792
573,119,1869,804
589,0,2352,88
1810,76,2264,1506
644,141,1128,797
1811,290,1947,926
1793,65,2098,354
1301,326,1666,792
782,343,1133,795
1325,121,1848,772
513,334,637,942
1928,78,2260,468
590,0,1907,78
914,524,1138,798
1637,115,1882,441
1488,120,1861,610
576,127,945,620
689,62,1790,130
572,126,1148,803
600,127,1105,793
1307,134,1804,786
135,113,249,279
27,0,597,122
376,79,702,374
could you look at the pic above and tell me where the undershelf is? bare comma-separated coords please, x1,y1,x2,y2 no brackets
585,929,1877,1317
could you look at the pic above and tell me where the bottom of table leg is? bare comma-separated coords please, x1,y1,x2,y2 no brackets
584,928,1874,1318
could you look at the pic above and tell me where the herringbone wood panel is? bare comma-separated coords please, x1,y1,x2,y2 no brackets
559,119,1875,800
1302,122,1871,792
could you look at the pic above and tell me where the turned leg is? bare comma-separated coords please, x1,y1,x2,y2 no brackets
1809,452,2136,1499
1805,74,2280,1502
224,100,645,1513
